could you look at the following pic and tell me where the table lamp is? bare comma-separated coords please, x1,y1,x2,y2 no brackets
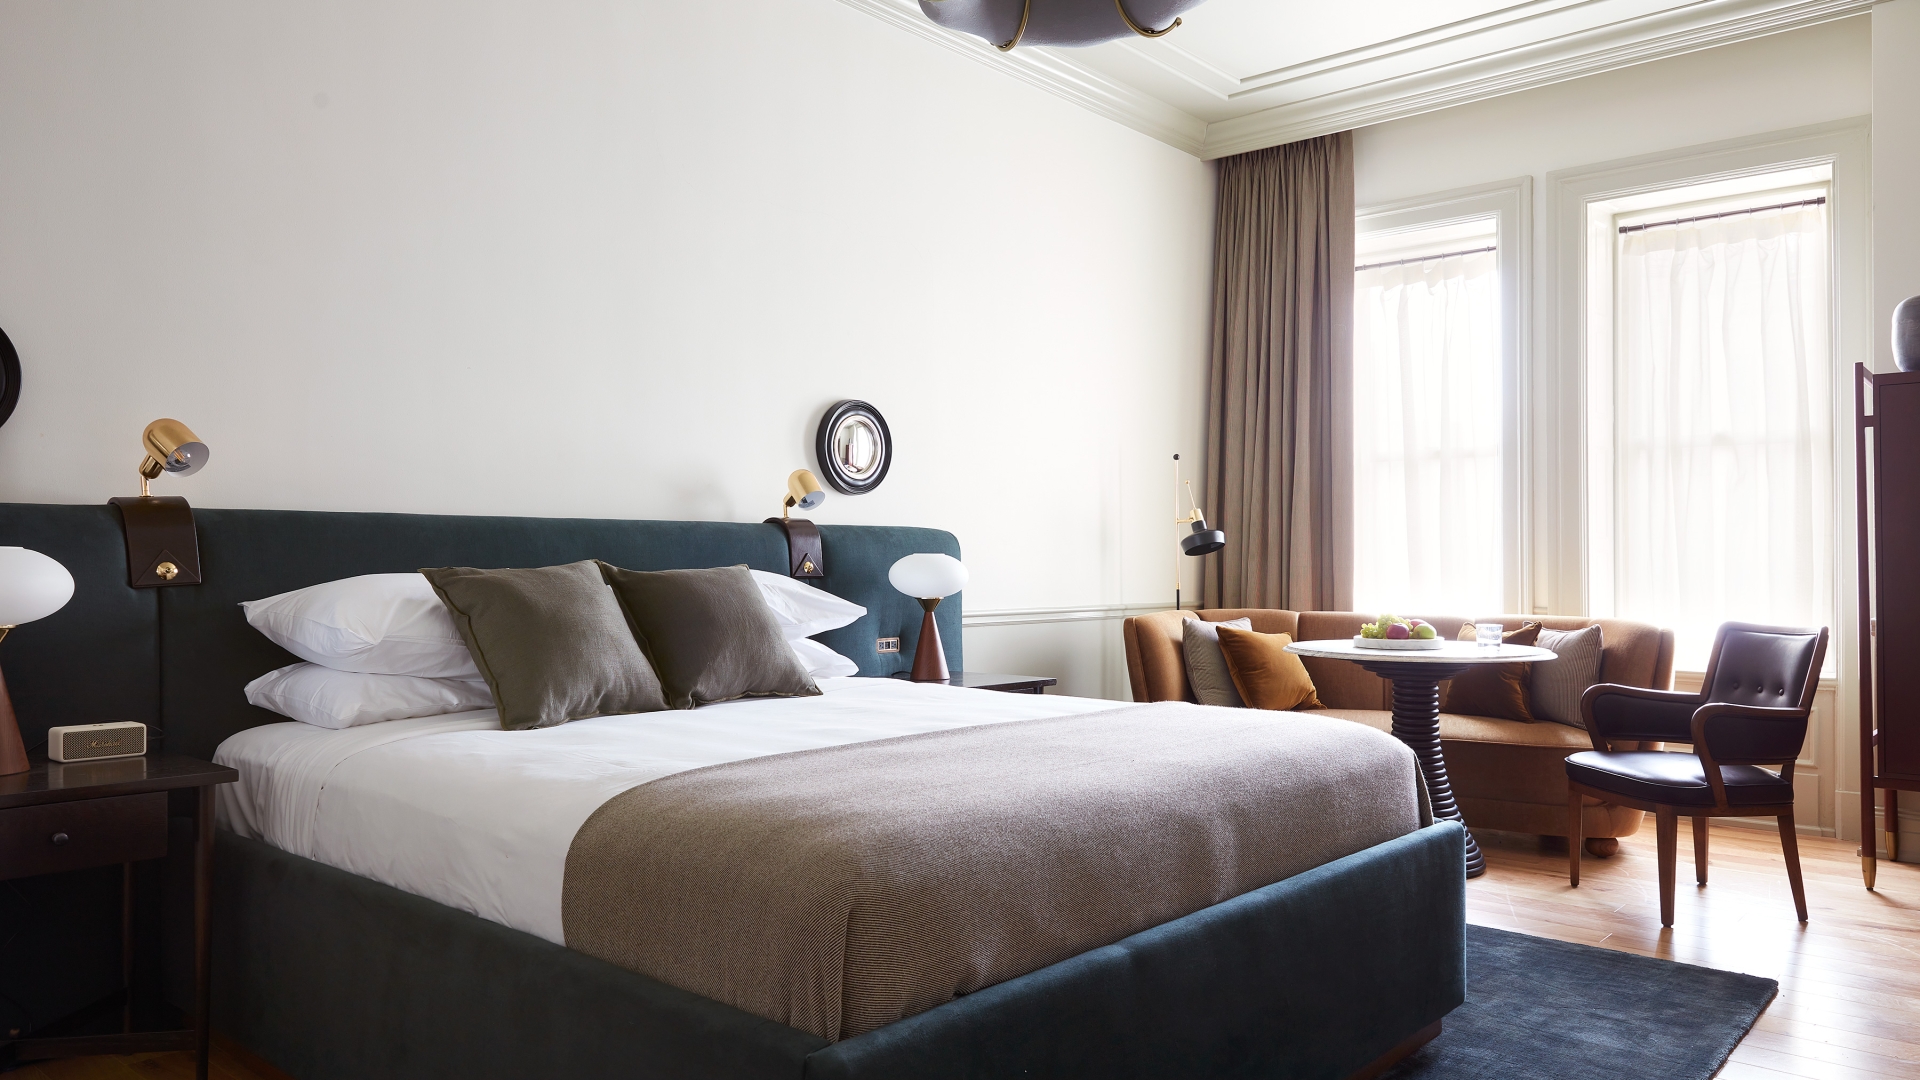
0,547,76,774
889,553,967,683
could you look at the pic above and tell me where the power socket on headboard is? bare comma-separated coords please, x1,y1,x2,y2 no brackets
876,637,901,654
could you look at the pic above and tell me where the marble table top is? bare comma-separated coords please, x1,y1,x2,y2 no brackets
1283,638,1558,665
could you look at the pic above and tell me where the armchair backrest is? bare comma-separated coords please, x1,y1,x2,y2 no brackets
1700,623,1828,714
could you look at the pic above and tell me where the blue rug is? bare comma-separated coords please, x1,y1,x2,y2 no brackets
1383,924,1778,1080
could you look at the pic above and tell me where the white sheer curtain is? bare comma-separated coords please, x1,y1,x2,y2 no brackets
1352,248,1502,615
1614,201,1832,669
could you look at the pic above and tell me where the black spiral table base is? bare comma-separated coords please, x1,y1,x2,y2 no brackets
1358,659,1484,878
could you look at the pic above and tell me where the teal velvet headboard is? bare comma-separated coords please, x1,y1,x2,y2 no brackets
0,503,962,760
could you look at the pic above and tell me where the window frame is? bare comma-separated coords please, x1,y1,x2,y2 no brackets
1545,120,1867,648
1356,177,1532,614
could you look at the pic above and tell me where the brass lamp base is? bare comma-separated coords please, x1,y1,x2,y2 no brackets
909,598,951,683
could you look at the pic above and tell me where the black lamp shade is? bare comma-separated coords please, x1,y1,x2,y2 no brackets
1181,523,1225,556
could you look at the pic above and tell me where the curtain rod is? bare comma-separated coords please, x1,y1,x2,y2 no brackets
1619,196,1826,235
1353,245,1495,272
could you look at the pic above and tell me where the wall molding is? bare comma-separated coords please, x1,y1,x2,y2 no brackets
832,0,1206,154
964,601,1169,628
838,0,1871,160
1201,0,1871,159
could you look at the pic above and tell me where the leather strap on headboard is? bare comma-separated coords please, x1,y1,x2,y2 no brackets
762,517,825,579
108,496,203,588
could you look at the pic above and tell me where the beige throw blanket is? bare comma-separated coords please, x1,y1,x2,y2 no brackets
562,702,1425,1041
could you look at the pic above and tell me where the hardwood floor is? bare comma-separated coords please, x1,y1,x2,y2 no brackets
1471,824,1920,1079
23,824,1920,1080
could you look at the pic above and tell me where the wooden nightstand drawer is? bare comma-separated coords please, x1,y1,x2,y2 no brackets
0,792,168,880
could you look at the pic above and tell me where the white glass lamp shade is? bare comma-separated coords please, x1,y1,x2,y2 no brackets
0,548,74,626
888,553,968,600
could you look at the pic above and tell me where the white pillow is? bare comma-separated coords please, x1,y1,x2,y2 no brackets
750,570,866,640
245,662,495,730
242,573,481,679
788,636,860,678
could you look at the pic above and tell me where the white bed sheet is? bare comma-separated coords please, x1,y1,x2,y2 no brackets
215,676,1127,944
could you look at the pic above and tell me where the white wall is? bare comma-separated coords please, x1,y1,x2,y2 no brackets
0,1,1217,699
1353,18,1872,209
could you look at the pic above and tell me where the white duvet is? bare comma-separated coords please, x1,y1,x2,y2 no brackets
215,677,1128,944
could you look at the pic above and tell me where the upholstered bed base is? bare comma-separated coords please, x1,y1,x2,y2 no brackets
213,823,1466,1080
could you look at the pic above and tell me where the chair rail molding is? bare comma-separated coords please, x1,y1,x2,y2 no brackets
962,601,1171,628
836,0,1872,160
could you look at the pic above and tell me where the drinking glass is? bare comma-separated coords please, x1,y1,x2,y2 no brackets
1476,622,1504,648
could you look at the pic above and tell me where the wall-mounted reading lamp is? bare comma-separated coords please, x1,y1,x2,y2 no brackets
765,469,828,580
1173,454,1225,611
782,469,825,520
108,419,210,588
135,418,208,497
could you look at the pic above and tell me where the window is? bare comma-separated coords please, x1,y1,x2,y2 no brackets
1352,220,1504,614
1601,181,1834,668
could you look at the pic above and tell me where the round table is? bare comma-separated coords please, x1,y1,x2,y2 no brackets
1284,638,1557,878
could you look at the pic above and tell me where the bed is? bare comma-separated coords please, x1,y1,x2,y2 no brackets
0,503,1465,1080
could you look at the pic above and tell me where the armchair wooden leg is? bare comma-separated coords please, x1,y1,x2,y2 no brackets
1692,815,1709,885
1656,806,1677,927
1568,790,1584,887
1779,810,1809,923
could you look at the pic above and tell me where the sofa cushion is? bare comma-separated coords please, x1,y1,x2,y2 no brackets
1309,708,1594,749
1181,618,1251,707
1442,622,1541,721
1216,627,1321,711
1532,624,1605,727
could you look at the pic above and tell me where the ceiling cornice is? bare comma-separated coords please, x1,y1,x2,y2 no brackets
834,0,1207,154
838,0,1873,161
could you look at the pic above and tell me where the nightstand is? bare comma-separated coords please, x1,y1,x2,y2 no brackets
891,671,1058,694
0,753,237,1080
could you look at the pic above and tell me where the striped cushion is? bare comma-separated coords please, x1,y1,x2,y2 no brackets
1182,618,1252,707
1533,624,1604,727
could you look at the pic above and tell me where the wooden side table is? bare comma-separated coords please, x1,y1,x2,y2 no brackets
891,671,1058,694
1284,639,1556,879
0,753,237,1080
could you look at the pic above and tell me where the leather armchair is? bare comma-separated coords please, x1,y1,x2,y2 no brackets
1566,622,1828,926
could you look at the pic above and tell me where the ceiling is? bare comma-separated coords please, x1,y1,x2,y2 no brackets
840,0,1872,158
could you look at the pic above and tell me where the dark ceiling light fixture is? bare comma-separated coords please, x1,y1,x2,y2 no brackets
918,0,1208,51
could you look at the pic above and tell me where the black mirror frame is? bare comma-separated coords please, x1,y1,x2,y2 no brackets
814,399,892,496
0,325,18,430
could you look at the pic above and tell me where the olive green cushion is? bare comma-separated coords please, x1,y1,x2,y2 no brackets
598,562,819,710
420,561,668,730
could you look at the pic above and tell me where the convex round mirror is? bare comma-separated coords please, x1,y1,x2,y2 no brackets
0,326,19,430
815,400,892,495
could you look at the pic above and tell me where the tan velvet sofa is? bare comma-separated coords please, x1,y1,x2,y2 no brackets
1123,610,1676,853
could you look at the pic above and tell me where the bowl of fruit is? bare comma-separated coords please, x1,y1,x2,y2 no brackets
1354,615,1444,650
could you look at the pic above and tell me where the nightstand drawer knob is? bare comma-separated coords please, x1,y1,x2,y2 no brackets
49,832,69,846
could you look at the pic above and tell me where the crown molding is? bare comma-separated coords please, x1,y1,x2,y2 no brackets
1199,0,1874,159
833,0,1206,154
838,0,1872,161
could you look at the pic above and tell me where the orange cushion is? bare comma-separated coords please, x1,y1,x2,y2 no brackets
1442,622,1541,721
1216,626,1323,711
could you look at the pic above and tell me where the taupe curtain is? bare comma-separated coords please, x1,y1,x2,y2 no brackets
1201,132,1354,612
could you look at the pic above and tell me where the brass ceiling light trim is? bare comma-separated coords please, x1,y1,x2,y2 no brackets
997,0,1030,51
1115,0,1179,37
